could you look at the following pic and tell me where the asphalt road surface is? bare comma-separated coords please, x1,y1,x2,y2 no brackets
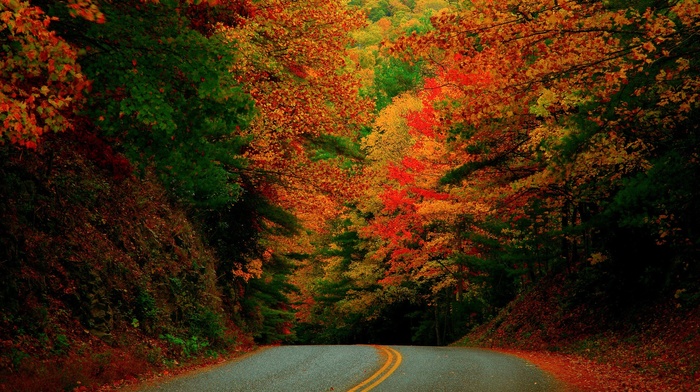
134,345,563,392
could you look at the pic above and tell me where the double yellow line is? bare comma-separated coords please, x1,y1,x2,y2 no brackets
348,346,402,392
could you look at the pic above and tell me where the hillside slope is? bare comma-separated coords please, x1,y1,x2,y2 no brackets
0,135,254,391
454,272,700,391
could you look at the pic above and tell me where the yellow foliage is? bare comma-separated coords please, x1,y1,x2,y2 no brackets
414,0,450,14
416,199,463,220
362,92,423,164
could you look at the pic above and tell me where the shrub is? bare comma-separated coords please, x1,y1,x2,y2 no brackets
188,307,225,345
160,334,208,358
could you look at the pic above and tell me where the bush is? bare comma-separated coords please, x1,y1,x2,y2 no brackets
160,334,208,359
188,307,225,345
53,334,70,355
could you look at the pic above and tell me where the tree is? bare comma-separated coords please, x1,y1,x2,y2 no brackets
391,0,700,308
0,0,91,147
69,1,254,207
221,0,371,230
372,57,423,111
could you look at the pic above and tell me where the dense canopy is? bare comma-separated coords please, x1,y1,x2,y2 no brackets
1,0,699,389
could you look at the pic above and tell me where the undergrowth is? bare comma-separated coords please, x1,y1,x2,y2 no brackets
0,136,255,391
454,270,700,391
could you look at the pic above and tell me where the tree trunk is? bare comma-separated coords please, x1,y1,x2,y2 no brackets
435,303,441,346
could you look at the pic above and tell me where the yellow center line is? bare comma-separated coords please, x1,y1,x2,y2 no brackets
348,346,402,392
360,347,402,391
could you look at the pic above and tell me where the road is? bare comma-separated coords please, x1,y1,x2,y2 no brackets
133,345,564,392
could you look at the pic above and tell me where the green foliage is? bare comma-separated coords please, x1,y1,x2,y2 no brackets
367,0,393,22
187,307,226,345
402,11,436,35
440,156,502,185
297,214,479,346
193,188,300,345
6,348,29,371
608,150,700,239
160,334,209,359
1,2,697,384
74,1,254,207
309,134,364,162
372,57,423,111
402,0,417,10
243,253,298,344
257,202,302,237
196,191,301,332
52,334,70,355
134,290,158,323
408,296,478,345
0,134,251,385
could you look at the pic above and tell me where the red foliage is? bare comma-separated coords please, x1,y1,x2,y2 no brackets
379,188,415,213
390,247,412,260
498,348,686,392
422,78,443,101
371,214,418,243
443,69,492,88
0,1,90,147
60,127,133,181
401,156,426,172
186,0,256,35
406,106,437,138
286,62,308,79
387,163,415,185
409,187,449,201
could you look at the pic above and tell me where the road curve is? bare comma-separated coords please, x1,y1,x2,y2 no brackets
132,345,564,392
374,346,561,392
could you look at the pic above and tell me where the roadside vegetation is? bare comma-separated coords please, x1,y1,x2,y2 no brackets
455,273,700,391
1,0,699,390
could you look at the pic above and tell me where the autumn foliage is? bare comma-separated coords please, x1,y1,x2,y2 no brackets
1,0,368,388
299,0,700,368
0,0,90,147
383,0,700,299
2,0,700,389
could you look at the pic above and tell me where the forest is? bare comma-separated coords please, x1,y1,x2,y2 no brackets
1,0,699,390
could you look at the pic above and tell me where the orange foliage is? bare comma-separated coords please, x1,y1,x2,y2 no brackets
223,0,372,231
359,84,478,289
385,0,700,266
0,1,90,147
